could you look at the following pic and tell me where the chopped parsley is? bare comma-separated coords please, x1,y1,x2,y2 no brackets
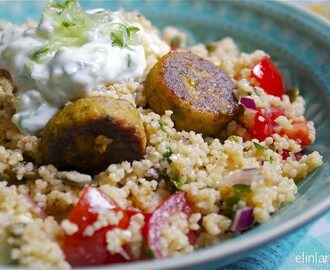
233,183,251,194
228,135,240,143
111,24,140,48
223,184,251,215
254,142,275,152
269,145,275,152
30,0,141,62
126,26,140,37
173,177,184,190
253,142,268,151
162,149,172,159
158,119,167,133
141,240,155,259
31,46,50,61
161,148,173,164
62,21,76,27
225,196,239,210
48,0,74,14
111,30,125,47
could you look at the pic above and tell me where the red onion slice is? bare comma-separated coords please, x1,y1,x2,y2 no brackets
231,207,254,232
224,168,261,185
24,194,47,219
240,97,257,111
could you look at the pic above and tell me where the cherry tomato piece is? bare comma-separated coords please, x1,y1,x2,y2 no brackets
67,186,119,231
252,109,274,142
251,107,285,142
282,120,312,147
270,106,286,120
251,57,284,97
62,186,133,266
144,192,193,258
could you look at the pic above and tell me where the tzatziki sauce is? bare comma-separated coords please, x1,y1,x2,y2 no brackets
0,4,146,133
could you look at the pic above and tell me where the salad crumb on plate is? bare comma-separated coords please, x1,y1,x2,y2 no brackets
0,0,323,269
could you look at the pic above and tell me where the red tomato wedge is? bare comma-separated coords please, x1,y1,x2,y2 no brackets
251,106,312,147
251,57,284,97
252,107,285,142
143,192,193,258
67,185,119,231
282,120,312,147
252,109,274,142
62,186,134,266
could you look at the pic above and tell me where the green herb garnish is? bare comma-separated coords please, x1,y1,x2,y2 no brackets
287,86,299,103
162,149,172,159
126,26,139,37
31,46,50,61
161,148,173,164
253,142,268,151
62,21,76,27
141,240,155,259
48,0,74,14
223,184,251,215
228,136,240,143
173,177,184,190
233,184,251,194
111,24,140,48
225,196,240,210
31,0,141,63
254,142,276,152
111,32,124,47
158,120,167,133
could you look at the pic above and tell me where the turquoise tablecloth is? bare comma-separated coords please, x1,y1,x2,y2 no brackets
221,210,330,270
279,210,330,270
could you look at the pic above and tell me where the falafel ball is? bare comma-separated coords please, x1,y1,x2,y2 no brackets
145,51,241,136
41,96,146,175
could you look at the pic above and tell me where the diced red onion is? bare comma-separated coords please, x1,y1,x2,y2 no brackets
240,97,257,111
224,168,261,185
231,207,254,232
24,194,47,219
295,152,303,161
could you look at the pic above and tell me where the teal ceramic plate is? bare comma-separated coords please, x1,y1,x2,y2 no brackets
0,1,329,269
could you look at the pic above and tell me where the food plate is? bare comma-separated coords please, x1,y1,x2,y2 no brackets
0,0,329,269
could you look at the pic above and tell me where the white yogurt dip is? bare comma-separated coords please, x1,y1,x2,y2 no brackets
0,2,146,132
